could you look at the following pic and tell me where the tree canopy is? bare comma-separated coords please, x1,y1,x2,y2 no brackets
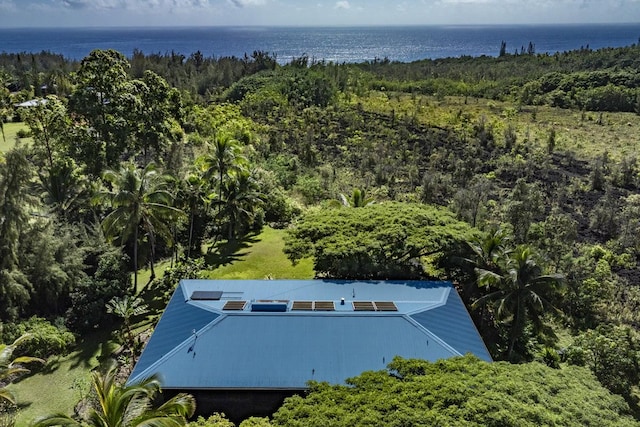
271,355,637,427
284,202,477,279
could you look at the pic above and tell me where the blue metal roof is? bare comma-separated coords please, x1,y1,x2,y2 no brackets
411,287,492,361
130,285,219,380
129,280,491,389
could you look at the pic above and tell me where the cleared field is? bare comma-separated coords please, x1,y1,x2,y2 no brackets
1,122,31,152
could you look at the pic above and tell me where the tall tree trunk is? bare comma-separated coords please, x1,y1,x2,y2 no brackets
133,226,138,294
508,298,523,362
188,209,194,258
218,168,224,241
149,233,156,283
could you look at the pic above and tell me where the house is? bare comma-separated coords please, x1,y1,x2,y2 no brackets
129,279,491,422
13,98,48,108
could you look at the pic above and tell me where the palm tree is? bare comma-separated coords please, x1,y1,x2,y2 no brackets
473,245,563,362
1,334,44,405
106,295,148,358
201,133,247,222
328,188,375,208
99,162,182,292
31,364,195,427
218,169,263,240
339,188,374,208
35,159,88,220
466,227,511,274
175,172,208,258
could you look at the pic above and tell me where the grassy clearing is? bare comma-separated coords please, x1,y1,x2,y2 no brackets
354,92,640,162
133,227,313,287
9,328,118,427
207,227,314,280
0,122,31,152
135,260,171,295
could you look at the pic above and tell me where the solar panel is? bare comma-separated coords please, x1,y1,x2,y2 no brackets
353,301,376,311
314,301,335,311
191,291,223,300
374,301,398,311
223,300,247,310
292,301,314,311
251,301,288,312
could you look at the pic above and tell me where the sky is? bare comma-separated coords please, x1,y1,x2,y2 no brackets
0,0,639,28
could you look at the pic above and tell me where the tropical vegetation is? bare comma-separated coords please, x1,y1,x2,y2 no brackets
270,355,638,427
31,364,195,427
0,335,43,405
1,40,640,424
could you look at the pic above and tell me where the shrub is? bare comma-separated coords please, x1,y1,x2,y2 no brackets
15,128,30,138
568,325,640,397
292,175,327,205
2,317,75,359
271,355,636,426
188,414,234,427
66,249,131,332
239,418,272,427
263,187,301,228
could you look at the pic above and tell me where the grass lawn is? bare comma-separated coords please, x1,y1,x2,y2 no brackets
207,227,314,280
1,122,31,152
9,328,118,427
135,260,171,295
132,226,314,290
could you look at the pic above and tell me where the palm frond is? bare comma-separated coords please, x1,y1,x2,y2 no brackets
0,388,16,405
30,413,81,427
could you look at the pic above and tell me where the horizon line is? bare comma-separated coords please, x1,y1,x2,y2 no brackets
2,22,640,31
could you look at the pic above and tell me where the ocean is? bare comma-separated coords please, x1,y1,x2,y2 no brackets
1,24,640,64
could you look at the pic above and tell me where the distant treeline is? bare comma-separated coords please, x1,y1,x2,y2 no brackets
3,42,640,112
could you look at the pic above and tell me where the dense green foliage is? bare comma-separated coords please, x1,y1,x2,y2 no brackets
357,44,640,108
188,414,271,427
0,334,44,406
3,41,640,423
285,202,476,279
65,248,131,332
1,317,75,360
271,355,637,427
567,324,640,398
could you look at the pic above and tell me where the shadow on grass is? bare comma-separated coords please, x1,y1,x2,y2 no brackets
138,281,173,319
67,327,118,371
10,327,115,383
16,401,33,411
204,234,260,268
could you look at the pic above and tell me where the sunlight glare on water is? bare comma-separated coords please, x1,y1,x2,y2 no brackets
1,24,639,63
